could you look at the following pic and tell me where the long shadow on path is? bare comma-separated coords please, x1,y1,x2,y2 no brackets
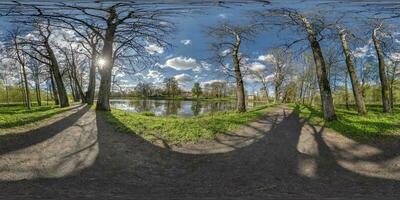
0,106,399,199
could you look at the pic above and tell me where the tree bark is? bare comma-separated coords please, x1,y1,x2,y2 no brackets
96,25,116,111
339,30,367,115
274,66,281,103
14,38,31,109
45,42,69,107
68,70,79,102
301,16,336,120
20,64,31,109
344,72,349,110
232,34,246,112
262,83,270,104
35,77,42,106
372,27,391,113
50,69,59,105
86,49,97,105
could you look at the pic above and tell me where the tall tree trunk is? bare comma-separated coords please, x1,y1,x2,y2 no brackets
302,83,307,105
68,70,78,102
301,16,336,120
86,50,97,105
299,77,304,104
339,29,367,115
21,65,31,109
389,63,397,109
14,39,31,109
73,74,86,104
46,42,69,107
97,25,116,111
372,28,391,113
72,69,81,101
232,35,246,112
35,77,41,106
274,63,282,103
50,69,59,105
262,83,270,104
5,85,9,104
344,72,350,110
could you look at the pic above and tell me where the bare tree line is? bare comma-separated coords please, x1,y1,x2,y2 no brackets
0,1,398,121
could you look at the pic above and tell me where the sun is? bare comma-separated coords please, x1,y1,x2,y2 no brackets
97,58,106,67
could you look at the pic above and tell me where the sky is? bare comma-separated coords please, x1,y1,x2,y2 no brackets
0,0,399,94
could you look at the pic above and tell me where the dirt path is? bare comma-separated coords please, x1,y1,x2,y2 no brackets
0,105,399,199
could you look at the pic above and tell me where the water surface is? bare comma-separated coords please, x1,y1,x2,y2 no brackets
110,99,263,116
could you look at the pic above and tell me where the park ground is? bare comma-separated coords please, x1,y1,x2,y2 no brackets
0,104,399,199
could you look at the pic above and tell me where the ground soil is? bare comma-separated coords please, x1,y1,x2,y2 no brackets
0,105,399,199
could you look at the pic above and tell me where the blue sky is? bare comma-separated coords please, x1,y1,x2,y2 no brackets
1,0,399,94
126,0,399,94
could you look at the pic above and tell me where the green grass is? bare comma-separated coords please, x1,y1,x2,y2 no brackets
289,103,400,141
0,104,72,129
103,104,274,144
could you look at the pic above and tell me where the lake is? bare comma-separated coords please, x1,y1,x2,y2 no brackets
109,99,264,116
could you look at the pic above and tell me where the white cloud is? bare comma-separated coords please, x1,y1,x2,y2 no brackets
258,54,275,63
218,13,227,19
353,45,369,58
174,73,193,83
201,79,226,86
220,49,231,56
180,39,191,45
245,72,274,83
247,62,266,72
147,70,163,79
161,56,199,70
145,70,164,83
145,44,164,55
264,74,274,82
193,61,212,72
353,40,375,59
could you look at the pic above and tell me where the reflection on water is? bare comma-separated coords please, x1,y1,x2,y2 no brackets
110,99,263,116
0,108,98,181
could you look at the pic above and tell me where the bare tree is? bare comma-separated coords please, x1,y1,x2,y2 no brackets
28,58,43,106
50,3,173,111
264,48,293,103
10,30,31,109
209,22,261,112
19,20,70,107
371,20,392,113
248,68,271,103
337,25,367,115
266,9,336,120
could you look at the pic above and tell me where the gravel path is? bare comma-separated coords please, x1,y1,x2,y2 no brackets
0,105,399,199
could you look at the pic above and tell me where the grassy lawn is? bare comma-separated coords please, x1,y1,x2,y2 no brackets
0,104,71,129
290,104,400,141
103,104,274,144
